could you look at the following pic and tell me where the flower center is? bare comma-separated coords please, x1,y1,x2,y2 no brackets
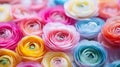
0,58,9,65
50,12,65,22
26,22,40,33
54,58,62,64
50,57,68,67
0,29,12,39
77,1,88,7
56,32,67,41
29,44,35,49
85,52,95,59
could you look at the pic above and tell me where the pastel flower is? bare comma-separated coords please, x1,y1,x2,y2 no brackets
16,36,46,61
18,17,45,36
42,52,72,67
20,0,48,11
0,22,23,50
43,23,80,51
0,4,12,22
99,17,120,48
75,17,104,39
17,61,42,67
99,1,120,19
39,6,75,25
0,49,21,67
54,0,68,5
11,5,36,19
74,40,107,67
64,0,98,20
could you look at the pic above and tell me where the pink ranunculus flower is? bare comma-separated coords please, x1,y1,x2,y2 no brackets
20,0,48,11
43,23,80,51
39,6,75,25
0,22,23,50
17,62,43,67
11,5,36,19
18,17,45,36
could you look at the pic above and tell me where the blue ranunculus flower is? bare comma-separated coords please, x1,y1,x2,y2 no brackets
75,17,105,39
54,0,67,5
74,40,107,67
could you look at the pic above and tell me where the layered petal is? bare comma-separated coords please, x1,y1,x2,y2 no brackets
74,40,107,67
17,61,42,67
98,1,120,19
43,23,80,51
0,49,21,67
0,4,12,22
18,17,45,36
20,0,48,11
0,22,23,50
11,5,36,19
16,36,46,61
42,52,72,67
64,0,98,20
101,17,120,48
39,6,75,25
75,17,104,39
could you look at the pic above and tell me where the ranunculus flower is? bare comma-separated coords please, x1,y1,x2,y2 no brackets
54,0,68,5
18,17,45,36
75,17,104,39
0,22,23,50
0,49,21,67
11,5,36,19
39,6,75,25
0,4,12,22
42,52,72,67
43,23,80,51
17,62,43,67
98,17,120,48
99,1,120,19
16,36,46,61
20,0,48,11
74,40,107,67
64,0,98,20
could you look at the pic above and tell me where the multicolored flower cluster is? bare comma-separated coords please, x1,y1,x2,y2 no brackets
0,0,120,67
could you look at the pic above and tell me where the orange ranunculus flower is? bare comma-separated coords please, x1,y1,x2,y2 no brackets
101,17,120,48
98,1,120,19
16,35,46,61
42,52,72,67
0,49,21,67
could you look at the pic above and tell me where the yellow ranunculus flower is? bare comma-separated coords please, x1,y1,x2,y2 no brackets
42,52,72,67
0,49,21,67
16,35,46,61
